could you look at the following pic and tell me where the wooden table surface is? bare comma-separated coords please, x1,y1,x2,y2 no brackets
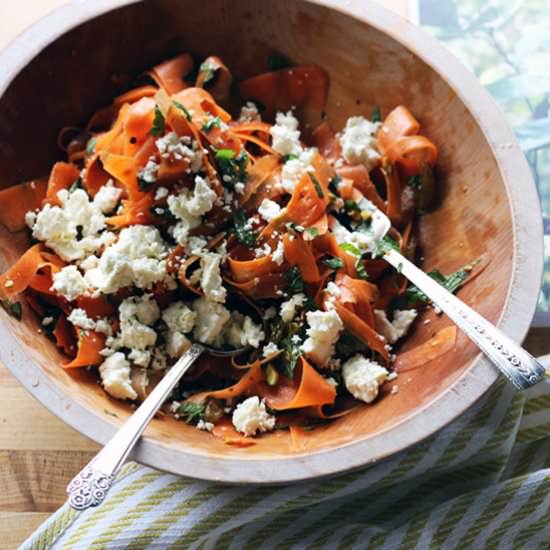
0,1,548,548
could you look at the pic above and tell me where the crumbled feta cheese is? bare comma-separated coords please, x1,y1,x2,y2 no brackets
197,419,215,432
374,309,417,344
42,316,54,326
138,157,159,186
67,308,96,331
339,116,381,170
270,111,303,157
326,376,339,388
99,352,137,400
238,101,261,122
262,342,280,357
326,281,341,298
79,255,99,271
264,307,277,320
150,347,169,371
128,348,152,367
225,311,265,349
258,199,282,222
161,302,196,358
199,252,226,303
254,243,272,258
280,293,306,323
156,132,203,172
83,225,168,294
120,294,160,326
51,266,88,301
154,186,169,200
280,148,316,194
168,176,217,245
234,182,246,195
232,396,276,436
302,310,343,367
192,296,231,345
28,189,114,261
272,240,285,266
93,181,121,213
342,355,388,403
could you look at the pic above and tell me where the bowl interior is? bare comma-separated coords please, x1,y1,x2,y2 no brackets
0,0,515,466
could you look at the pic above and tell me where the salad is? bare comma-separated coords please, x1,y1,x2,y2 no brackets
0,53,460,444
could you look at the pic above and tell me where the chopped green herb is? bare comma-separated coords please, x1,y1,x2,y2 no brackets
282,154,299,163
339,242,362,256
172,100,192,121
178,401,205,424
309,173,324,198
371,104,382,123
2,300,22,320
305,227,319,238
233,208,258,247
268,53,293,71
344,199,360,212
201,116,222,132
336,332,369,358
86,137,96,156
329,175,342,195
407,174,422,190
214,148,248,188
279,335,301,378
150,105,165,137
104,409,119,418
199,61,217,84
355,258,369,280
69,177,84,193
285,265,305,294
376,235,400,256
323,256,344,270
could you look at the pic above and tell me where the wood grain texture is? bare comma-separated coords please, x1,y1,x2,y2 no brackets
0,513,52,549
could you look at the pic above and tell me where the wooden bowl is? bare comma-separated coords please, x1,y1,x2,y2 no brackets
0,0,542,483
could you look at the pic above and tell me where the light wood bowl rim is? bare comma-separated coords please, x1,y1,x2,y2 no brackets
0,0,543,484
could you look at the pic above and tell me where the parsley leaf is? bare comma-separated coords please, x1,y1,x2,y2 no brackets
202,116,222,133
339,242,362,256
323,256,344,270
309,173,324,198
279,335,302,378
150,105,165,137
86,137,96,156
172,100,192,121
178,402,205,424
69,177,84,193
199,61,217,84
233,208,258,247
282,154,299,163
376,235,400,256
285,265,305,294
214,148,248,188
344,199,360,212
371,104,382,123
268,54,293,71
355,259,369,280
2,300,22,320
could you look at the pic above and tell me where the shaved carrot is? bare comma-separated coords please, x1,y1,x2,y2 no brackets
378,105,421,153
283,234,320,283
75,295,116,319
211,418,255,446
226,272,288,299
227,253,282,284
85,154,112,197
336,165,385,211
0,179,47,232
64,330,106,368
113,85,157,107
312,121,341,160
101,153,143,201
124,96,156,143
149,53,194,94
107,194,154,227
385,135,438,178
53,315,77,356
45,162,81,205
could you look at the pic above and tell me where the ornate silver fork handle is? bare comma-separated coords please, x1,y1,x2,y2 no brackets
384,249,546,390
67,343,205,511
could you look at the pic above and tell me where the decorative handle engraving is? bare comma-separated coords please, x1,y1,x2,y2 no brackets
67,344,205,510
67,466,114,510
384,250,546,390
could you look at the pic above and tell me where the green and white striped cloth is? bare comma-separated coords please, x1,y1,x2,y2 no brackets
21,357,550,549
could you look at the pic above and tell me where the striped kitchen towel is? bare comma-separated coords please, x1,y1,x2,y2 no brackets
22,359,550,550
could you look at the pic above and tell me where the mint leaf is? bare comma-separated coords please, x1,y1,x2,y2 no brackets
233,208,258,247
309,173,324,198
178,402,205,424
339,242,361,256
202,116,222,132
173,100,192,121
285,266,305,294
323,256,344,270
371,104,381,123
150,105,165,137
86,137,96,156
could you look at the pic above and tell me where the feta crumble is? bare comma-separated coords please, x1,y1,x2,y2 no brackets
199,252,227,303
339,116,381,170
225,312,265,349
154,186,169,200
262,342,280,357
281,148,316,194
232,396,276,436
280,293,306,323
302,310,343,367
93,181,122,213
238,101,261,122
272,240,285,266
156,132,203,172
192,296,231,345
162,302,196,358
270,111,303,157
258,199,282,222
99,352,137,400
51,266,88,301
342,355,388,403
374,309,417,344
